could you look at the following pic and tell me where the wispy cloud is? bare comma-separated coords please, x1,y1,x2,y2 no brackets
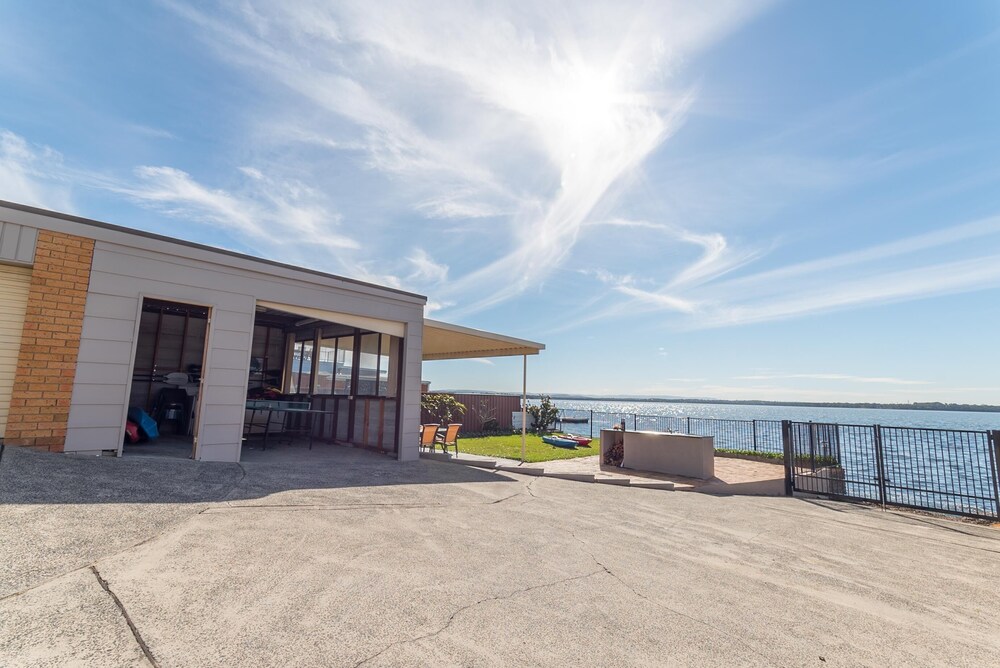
0,128,368,278
569,212,1000,331
161,0,772,315
734,373,930,386
407,248,449,284
0,130,75,212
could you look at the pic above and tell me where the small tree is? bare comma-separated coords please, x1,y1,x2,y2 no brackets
526,395,559,434
478,398,500,433
421,393,466,425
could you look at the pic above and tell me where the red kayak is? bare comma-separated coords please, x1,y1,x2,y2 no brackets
563,435,592,446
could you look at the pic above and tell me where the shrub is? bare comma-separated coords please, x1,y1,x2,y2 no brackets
526,395,559,434
421,393,467,425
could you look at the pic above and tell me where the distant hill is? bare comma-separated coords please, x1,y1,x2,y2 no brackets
436,390,1000,414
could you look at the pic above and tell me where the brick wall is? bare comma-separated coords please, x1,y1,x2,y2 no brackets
4,230,94,450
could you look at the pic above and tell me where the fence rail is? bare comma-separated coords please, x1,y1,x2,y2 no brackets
785,421,1000,519
556,409,783,454
555,408,1000,520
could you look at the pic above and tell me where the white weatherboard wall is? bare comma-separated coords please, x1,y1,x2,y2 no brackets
65,242,424,463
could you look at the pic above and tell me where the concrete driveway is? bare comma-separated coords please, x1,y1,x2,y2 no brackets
2,444,999,667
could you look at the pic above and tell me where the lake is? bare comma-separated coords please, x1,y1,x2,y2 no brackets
553,398,1000,432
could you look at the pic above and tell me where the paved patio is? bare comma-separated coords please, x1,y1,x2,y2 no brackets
2,444,999,666
424,450,787,494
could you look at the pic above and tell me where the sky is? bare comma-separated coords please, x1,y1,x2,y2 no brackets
1,1,999,404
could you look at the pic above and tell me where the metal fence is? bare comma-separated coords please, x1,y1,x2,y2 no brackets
785,421,1000,520
556,409,783,454
556,408,1000,519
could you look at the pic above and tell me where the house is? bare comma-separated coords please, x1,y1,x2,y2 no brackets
0,200,542,462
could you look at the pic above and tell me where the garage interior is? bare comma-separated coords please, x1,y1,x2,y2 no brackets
125,299,404,459
126,298,209,457
247,303,403,455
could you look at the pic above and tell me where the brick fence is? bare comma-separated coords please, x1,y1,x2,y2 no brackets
4,230,94,450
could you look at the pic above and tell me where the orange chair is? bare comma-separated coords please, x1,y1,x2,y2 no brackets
419,424,440,451
435,423,462,456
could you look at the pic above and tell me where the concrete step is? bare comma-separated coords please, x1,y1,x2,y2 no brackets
594,476,631,486
628,480,675,491
461,459,499,469
544,472,597,483
496,465,546,476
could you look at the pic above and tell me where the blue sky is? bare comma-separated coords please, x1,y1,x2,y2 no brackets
2,1,999,403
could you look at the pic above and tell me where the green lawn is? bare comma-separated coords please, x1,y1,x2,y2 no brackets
458,433,600,463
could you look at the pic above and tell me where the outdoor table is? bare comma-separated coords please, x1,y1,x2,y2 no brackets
245,400,337,450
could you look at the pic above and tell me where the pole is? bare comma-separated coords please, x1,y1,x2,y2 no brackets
873,425,887,509
521,354,527,463
988,431,1000,520
781,420,794,496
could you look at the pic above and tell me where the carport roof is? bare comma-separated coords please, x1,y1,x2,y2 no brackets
422,319,544,360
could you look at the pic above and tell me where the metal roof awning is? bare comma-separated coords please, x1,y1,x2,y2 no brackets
422,319,545,360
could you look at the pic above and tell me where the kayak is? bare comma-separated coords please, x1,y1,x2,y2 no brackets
542,435,578,448
563,435,592,447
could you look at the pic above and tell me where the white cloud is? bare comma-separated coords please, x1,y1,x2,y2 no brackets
734,373,930,386
0,129,369,279
576,212,1000,330
407,248,449,284
162,0,773,315
0,130,75,212
119,165,359,256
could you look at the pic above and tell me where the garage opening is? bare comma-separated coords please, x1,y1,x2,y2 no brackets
0,263,32,442
125,298,209,458
245,304,403,456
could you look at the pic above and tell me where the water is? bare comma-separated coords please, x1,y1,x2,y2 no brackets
554,398,1000,518
554,399,1000,432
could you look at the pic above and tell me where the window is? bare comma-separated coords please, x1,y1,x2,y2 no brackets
356,333,380,396
288,340,313,394
334,335,354,395
292,329,400,397
380,334,398,398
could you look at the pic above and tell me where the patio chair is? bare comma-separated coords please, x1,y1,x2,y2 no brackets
435,423,462,456
419,424,440,452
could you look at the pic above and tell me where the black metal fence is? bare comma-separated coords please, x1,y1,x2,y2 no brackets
784,421,1000,520
556,409,783,454
555,408,1000,519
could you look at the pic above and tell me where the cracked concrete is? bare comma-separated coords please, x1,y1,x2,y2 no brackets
90,566,159,667
2,444,999,666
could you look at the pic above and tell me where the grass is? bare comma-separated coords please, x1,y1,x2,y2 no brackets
458,432,600,463
456,438,843,467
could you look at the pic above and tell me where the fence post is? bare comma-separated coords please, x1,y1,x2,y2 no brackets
686,416,691,434
808,422,817,471
589,410,593,438
752,419,758,452
873,425,887,509
633,413,638,431
781,420,794,496
988,431,1000,519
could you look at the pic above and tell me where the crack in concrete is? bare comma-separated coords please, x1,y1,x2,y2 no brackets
568,531,781,668
490,477,540,505
90,565,159,667
352,569,604,667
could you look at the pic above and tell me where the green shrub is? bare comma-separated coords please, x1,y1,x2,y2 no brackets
526,395,559,434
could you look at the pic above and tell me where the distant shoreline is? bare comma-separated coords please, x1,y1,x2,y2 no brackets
438,390,1000,414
